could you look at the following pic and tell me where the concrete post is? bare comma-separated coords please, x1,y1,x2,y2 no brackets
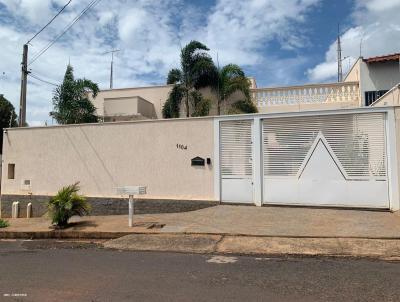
12,201,19,218
27,203,32,218
128,195,134,227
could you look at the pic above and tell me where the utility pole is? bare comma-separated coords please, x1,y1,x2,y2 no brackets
337,24,343,83
19,44,29,127
104,49,120,89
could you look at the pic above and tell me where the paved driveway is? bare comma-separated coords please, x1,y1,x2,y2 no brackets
3,205,400,238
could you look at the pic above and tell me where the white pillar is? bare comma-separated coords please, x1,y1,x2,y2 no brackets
253,117,263,206
12,201,19,218
387,108,400,211
213,118,221,201
128,195,134,227
27,203,32,218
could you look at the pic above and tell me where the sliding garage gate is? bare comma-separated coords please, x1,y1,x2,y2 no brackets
219,110,392,209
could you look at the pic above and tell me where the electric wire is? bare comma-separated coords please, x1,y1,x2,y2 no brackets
28,73,58,87
27,0,72,44
28,0,102,66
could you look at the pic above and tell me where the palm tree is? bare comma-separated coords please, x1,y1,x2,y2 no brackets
47,182,91,228
213,64,257,115
164,41,216,118
50,64,99,124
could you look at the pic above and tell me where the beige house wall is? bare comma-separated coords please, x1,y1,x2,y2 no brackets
198,87,247,116
103,96,157,120
371,86,400,107
91,85,248,120
1,118,215,200
89,85,173,119
344,58,361,83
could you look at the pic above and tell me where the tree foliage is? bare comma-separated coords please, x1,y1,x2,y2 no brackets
163,40,217,118
50,64,99,124
166,68,182,85
190,90,211,117
228,99,258,114
163,41,257,118
213,64,256,115
47,182,91,228
0,218,9,228
0,95,18,153
162,85,185,118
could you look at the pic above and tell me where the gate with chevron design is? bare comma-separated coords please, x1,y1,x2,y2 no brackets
218,109,394,209
261,112,389,208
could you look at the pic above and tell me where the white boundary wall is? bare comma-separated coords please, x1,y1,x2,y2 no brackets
2,107,400,211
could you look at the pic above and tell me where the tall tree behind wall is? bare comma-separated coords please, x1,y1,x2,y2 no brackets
0,95,18,153
50,64,99,124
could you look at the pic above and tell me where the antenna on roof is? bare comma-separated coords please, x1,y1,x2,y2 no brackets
359,36,364,58
217,52,223,115
104,49,120,89
337,23,343,82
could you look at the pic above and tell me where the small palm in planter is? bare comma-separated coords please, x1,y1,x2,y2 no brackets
47,182,91,228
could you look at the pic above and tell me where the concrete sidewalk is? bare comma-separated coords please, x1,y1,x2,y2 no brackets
2,205,400,259
2,205,400,238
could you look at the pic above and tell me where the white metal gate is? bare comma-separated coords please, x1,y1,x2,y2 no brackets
220,120,253,203
262,112,389,208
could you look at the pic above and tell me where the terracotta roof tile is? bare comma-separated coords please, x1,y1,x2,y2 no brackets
364,53,400,63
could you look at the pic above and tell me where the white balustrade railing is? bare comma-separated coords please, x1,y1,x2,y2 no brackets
252,82,360,107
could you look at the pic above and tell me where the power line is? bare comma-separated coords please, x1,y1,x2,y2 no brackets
30,71,60,84
29,0,100,65
27,0,72,44
28,73,58,86
28,0,102,66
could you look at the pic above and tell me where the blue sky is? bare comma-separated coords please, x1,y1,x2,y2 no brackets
0,0,399,125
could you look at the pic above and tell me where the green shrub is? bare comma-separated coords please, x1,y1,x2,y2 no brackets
0,219,9,228
47,182,91,228
228,99,258,114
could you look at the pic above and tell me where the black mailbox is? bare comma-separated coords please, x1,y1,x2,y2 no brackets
191,156,205,166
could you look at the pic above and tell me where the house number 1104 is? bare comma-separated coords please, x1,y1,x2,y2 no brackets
176,144,187,150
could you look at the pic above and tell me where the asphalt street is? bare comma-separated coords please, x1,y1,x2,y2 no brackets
1,240,400,302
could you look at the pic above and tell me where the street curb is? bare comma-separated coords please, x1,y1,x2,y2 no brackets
2,231,400,260
103,234,400,260
0,231,129,240
2,229,400,240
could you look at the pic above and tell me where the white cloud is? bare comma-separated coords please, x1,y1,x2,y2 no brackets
0,0,320,125
196,0,320,66
307,0,400,82
363,0,400,12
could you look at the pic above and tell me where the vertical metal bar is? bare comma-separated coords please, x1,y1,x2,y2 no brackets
253,117,263,206
128,194,134,227
213,118,221,202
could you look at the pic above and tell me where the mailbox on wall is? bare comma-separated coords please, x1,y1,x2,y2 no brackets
191,157,205,166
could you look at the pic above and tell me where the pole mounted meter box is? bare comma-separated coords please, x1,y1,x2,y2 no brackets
117,186,147,227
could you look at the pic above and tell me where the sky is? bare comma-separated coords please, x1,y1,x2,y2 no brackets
0,0,399,126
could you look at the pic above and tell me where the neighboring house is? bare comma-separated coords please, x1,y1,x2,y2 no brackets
89,80,258,122
88,85,172,121
253,53,400,113
89,53,400,121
